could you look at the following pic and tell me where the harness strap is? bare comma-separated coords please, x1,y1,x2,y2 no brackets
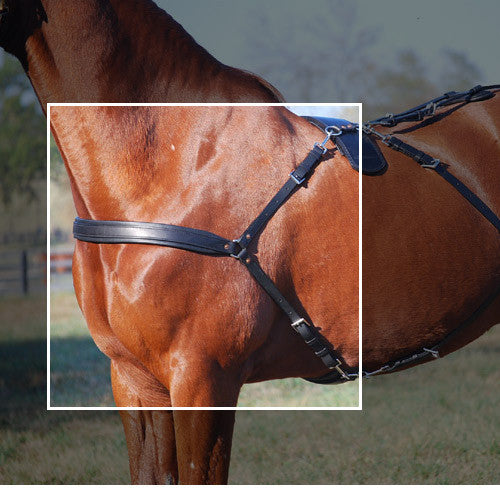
240,257,345,374
237,145,325,245
381,136,500,233
367,84,500,128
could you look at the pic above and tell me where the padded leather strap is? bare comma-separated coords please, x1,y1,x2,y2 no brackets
73,218,234,256
306,115,387,175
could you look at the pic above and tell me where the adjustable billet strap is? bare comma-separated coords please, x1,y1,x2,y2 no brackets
236,145,324,246
238,256,346,375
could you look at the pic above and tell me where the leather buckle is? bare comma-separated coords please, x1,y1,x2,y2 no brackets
289,171,305,185
291,317,310,331
421,158,440,169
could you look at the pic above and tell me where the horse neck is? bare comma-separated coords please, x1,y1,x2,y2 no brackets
51,106,301,223
25,0,224,110
50,106,228,221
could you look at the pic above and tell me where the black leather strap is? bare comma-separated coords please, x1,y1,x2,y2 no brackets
382,137,500,233
237,145,325,246
383,136,436,167
73,218,234,255
434,163,500,232
228,143,351,378
240,257,344,373
367,85,500,127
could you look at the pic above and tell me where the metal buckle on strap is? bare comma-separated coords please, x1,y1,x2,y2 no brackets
421,158,441,169
331,359,352,380
230,239,247,260
313,126,342,155
381,134,393,146
424,101,437,117
289,171,306,185
325,125,342,137
291,317,310,331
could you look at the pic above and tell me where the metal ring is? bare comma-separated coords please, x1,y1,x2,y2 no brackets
325,125,342,136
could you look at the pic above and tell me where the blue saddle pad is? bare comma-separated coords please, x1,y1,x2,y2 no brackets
304,116,387,175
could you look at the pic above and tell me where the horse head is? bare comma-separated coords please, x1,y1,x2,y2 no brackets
0,0,47,68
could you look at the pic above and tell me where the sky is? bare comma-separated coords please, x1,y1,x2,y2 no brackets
287,105,359,122
158,0,499,85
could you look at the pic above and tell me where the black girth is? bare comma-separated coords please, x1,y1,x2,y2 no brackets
74,133,357,384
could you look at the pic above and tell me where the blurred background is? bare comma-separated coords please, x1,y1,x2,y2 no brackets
1,0,499,484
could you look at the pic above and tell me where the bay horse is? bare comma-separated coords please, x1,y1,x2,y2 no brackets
2,0,499,485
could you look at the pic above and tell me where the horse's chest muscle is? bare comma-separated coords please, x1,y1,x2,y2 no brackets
74,242,266,364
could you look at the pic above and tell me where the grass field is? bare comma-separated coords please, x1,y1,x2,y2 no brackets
1,294,499,484
49,290,359,408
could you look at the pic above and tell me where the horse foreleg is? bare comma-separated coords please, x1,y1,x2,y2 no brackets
173,410,236,484
111,360,178,484
118,410,178,484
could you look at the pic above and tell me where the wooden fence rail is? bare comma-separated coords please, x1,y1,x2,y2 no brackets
0,249,73,296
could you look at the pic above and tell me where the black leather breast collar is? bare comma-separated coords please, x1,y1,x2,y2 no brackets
74,125,358,384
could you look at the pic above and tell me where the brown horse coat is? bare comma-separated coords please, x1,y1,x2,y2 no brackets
1,0,297,483
50,105,359,407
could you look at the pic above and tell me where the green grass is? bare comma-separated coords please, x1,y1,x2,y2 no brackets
49,291,358,408
239,377,358,407
50,292,114,408
232,328,500,484
1,293,499,484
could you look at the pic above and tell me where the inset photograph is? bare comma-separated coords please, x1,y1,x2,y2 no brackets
48,103,360,409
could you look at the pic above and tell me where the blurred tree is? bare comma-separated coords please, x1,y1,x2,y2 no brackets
367,49,437,119
246,1,378,102
366,49,484,120
0,56,45,205
245,2,483,121
439,48,483,93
